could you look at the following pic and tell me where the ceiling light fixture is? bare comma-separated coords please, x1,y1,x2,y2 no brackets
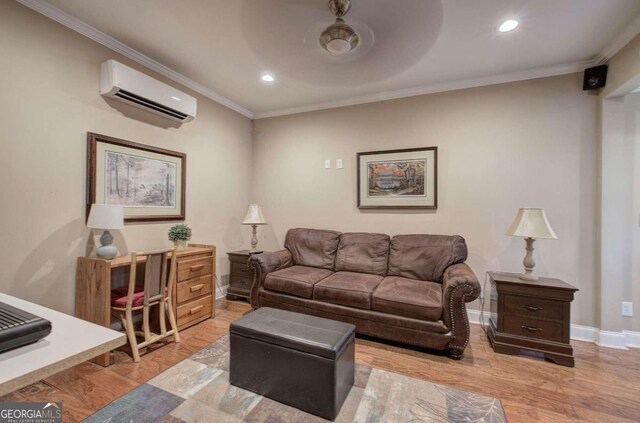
261,74,275,83
320,0,359,55
498,19,519,33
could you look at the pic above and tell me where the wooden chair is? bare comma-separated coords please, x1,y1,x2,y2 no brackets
111,248,180,362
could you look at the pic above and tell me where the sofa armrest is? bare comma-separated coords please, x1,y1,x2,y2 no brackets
248,249,293,307
441,263,481,353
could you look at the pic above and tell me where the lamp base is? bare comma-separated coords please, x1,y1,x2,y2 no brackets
96,229,118,260
519,237,538,281
96,244,118,260
519,272,539,281
250,224,259,251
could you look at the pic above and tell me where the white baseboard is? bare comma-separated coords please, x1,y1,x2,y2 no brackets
215,284,228,300
467,310,640,350
570,324,598,343
596,330,629,349
467,309,485,326
623,330,640,348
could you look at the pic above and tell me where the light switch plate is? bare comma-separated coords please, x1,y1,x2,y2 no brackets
622,301,633,317
336,159,343,169
324,159,331,169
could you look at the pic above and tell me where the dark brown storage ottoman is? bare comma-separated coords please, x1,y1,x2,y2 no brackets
229,307,355,421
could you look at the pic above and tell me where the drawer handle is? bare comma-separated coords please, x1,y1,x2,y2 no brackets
190,264,205,272
523,305,543,312
189,305,204,314
521,325,542,333
189,284,205,292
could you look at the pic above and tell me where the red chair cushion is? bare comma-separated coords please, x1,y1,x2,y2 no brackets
111,286,168,308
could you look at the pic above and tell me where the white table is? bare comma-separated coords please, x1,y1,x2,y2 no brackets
0,293,126,396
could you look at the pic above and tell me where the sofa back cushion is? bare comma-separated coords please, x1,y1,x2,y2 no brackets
285,228,341,270
387,234,467,282
335,232,390,276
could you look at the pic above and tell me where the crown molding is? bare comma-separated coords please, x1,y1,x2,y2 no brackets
594,13,640,65
254,59,594,119
15,0,254,119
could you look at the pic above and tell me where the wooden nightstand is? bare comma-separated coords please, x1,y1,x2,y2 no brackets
226,250,260,301
486,271,578,367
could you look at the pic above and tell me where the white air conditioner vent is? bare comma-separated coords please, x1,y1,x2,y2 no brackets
100,60,197,123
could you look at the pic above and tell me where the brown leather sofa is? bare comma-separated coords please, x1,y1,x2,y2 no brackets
248,228,481,359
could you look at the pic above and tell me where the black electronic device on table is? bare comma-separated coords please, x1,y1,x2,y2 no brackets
0,301,52,353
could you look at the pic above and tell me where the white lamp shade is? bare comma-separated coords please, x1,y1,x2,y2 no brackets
87,204,124,230
505,208,558,239
242,204,267,225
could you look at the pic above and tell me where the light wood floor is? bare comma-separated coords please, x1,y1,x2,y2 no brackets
2,300,640,422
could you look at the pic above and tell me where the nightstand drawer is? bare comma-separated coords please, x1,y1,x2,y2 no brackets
231,275,253,291
230,261,252,278
229,253,251,264
503,315,564,342
504,294,564,321
178,256,213,282
177,275,212,303
177,295,213,326
226,251,256,301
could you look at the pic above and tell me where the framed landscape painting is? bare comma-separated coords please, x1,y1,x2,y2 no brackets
357,147,437,209
87,133,186,222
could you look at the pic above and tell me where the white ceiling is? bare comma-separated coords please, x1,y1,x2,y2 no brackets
20,0,640,118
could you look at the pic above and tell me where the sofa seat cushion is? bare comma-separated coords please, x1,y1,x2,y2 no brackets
372,276,442,321
335,233,390,276
264,265,333,299
313,271,384,310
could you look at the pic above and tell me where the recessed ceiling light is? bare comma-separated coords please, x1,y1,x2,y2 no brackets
261,74,275,83
171,96,182,101
498,19,519,33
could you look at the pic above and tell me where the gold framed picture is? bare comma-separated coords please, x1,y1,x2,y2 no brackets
357,147,437,209
86,132,186,222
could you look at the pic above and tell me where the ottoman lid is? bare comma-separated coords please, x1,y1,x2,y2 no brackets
230,307,355,359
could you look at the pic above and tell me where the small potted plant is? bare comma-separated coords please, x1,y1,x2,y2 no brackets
168,223,191,251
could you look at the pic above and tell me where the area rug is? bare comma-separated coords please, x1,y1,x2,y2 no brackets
85,336,506,422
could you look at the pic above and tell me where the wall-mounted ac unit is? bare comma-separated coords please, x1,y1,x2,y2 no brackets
100,60,197,123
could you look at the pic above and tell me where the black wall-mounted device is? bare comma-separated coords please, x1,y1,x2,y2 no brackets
583,64,608,91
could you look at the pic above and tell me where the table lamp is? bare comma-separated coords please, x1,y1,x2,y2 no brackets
87,204,124,260
505,208,558,281
242,204,267,252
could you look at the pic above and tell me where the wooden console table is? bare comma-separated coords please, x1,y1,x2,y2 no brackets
487,271,578,367
75,244,216,366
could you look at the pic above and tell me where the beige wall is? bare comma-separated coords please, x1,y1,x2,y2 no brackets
628,94,640,332
600,96,632,331
0,1,253,314
602,33,640,98
604,92,640,333
253,74,598,326
599,34,640,334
